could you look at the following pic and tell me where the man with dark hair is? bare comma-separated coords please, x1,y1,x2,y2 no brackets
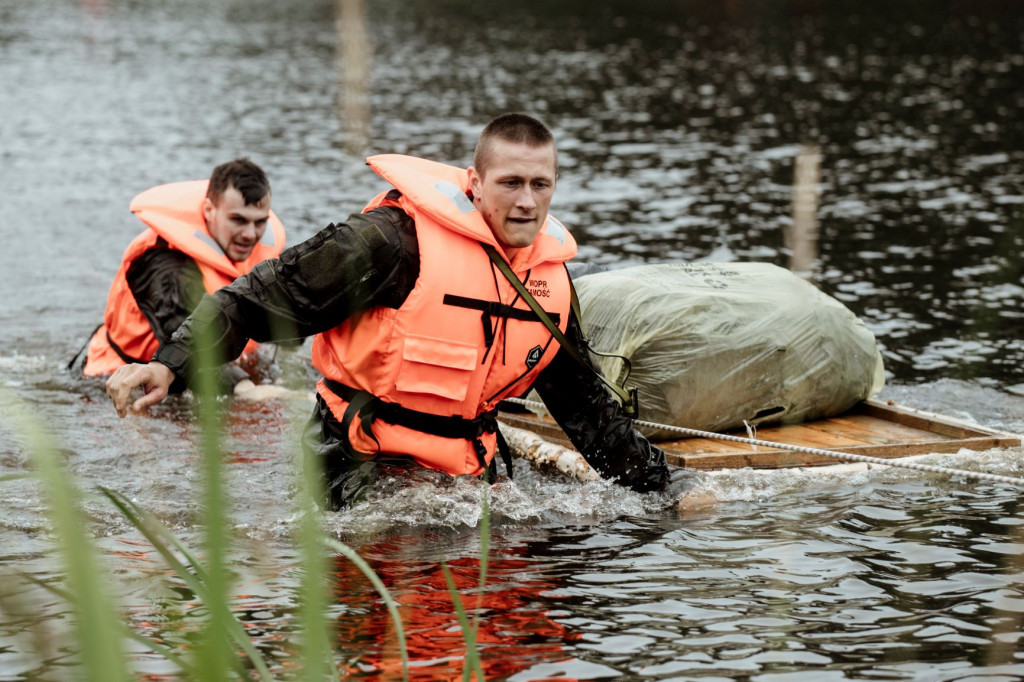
206,157,273,210
82,158,287,393
106,114,669,507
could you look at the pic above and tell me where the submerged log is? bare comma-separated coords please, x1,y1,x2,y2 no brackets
500,420,722,514
498,421,601,483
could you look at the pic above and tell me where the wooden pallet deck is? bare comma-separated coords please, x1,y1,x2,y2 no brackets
497,399,1022,471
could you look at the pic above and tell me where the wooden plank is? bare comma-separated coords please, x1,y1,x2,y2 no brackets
660,437,749,454
741,422,878,449
664,437,1014,470
858,399,1011,439
497,412,565,441
801,415,945,445
497,399,1022,471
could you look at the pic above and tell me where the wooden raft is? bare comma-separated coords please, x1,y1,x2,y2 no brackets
497,399,1022,471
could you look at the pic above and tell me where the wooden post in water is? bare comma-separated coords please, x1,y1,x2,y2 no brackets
788,143,821,281
337,0,371,156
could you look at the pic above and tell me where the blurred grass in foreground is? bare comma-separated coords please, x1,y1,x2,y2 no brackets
0,334,488,680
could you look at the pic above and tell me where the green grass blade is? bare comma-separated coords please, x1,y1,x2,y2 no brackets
0,389,131,682
297,440,337,682
476,489,489,607
99,487,275,681
469,489,490,681
441,562,484,682
323,537,409,681
22,573,199,677
190,328,233,682
479,493,489,585
112,490,211,582
99,488,201,583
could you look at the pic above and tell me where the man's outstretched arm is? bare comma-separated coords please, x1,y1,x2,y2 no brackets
106,206,418,416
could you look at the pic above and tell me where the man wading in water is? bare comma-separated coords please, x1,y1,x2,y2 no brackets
80,158,288,397
106,113,669,508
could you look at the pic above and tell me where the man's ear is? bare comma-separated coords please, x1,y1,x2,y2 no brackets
201,196,215,224
467,166,482,197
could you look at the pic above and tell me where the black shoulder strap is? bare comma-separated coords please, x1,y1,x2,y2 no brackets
67,323,103,372
482,244,639,418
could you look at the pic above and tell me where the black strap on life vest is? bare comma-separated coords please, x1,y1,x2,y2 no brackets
322,378,513,483
105,330,150,366
443,294,560,351
481,244,640,418
67,323,103,372
66,325,150,373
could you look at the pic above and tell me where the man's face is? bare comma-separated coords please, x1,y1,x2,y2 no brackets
468,139,557,257
203,186,270,262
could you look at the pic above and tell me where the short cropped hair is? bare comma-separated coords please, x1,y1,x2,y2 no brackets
473,113,556,177
207,158,270,206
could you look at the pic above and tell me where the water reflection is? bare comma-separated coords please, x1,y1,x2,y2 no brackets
787,143,821,278
335,0,371,157
330,535,581,680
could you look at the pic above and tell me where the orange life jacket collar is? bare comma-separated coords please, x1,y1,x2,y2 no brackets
365,154,575,271
130,180,285,282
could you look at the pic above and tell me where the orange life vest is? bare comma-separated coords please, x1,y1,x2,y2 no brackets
312,154,577,476
83,180,286,376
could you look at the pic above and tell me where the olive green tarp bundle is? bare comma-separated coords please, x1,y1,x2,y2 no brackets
559,262,885,440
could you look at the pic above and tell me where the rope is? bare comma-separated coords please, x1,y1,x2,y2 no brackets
500,397,1024,487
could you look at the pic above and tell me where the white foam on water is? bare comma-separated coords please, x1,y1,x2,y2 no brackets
681,445,1024,507
324,461,666,537
0,352,49,375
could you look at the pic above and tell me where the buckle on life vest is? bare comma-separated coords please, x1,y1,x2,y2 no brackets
442,294,562,363
624,387,640,420
479,301,508,349
324,379,513,480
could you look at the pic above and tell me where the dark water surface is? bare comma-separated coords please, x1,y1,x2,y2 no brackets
2,0,1024,679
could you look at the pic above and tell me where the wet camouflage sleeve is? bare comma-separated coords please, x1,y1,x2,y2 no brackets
531,308,670,493
154,206,418,386
126,247,206,344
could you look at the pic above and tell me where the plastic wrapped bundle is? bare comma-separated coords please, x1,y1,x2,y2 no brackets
568,262,885,440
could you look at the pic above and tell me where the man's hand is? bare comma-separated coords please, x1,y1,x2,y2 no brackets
106,362,176,418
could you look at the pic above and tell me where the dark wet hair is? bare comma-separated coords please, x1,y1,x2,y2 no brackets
206,157,270,206
473,113,556,177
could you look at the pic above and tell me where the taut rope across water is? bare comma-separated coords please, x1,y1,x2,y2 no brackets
501,398,1024,487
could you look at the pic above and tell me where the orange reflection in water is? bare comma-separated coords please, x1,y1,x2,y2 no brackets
330,543,581,681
